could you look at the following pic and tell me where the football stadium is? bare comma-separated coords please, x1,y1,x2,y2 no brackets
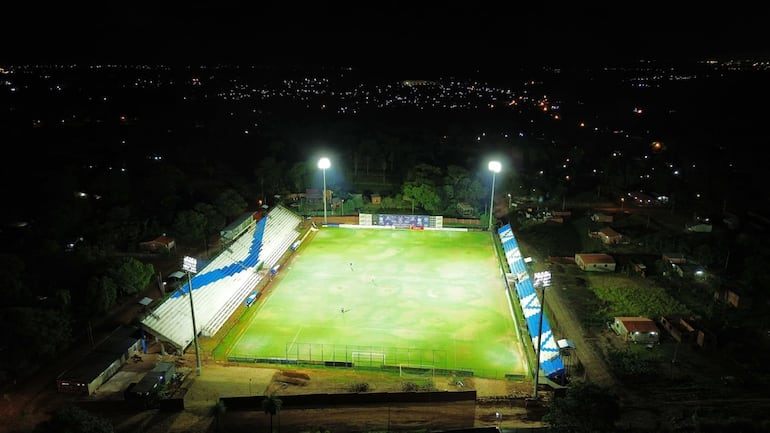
140,205,565,383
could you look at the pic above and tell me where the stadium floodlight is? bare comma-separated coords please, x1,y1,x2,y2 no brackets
488,161,501,231
318,157,331,224
182,255,202,377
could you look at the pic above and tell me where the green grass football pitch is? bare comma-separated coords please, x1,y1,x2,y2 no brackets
226,227,528,379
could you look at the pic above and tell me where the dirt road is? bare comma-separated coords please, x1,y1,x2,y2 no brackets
542,277,619,389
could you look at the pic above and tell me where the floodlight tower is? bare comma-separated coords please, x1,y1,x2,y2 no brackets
182,255,202,376
318,157,330,224
488,161,502,231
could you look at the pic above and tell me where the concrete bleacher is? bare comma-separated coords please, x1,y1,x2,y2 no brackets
141,205,303,351
498,223,565,381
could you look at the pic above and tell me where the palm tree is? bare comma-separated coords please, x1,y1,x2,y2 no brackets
212,399,226,432
261,393,282,433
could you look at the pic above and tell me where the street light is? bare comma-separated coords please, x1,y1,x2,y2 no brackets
182,256,202,377
507,193,512,209
488,161,501,231
532,270,552,399
318,157,330,224
340,199,344,216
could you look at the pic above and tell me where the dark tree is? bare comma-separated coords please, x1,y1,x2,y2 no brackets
172,209,208,244
107,257,154,296
543,380,620,433
2,307,72,369
0,254,29,306
34,404,114,433
261,393,282,433
212,399,227,432
214,188,248,221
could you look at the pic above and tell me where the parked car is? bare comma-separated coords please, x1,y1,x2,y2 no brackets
164,271,186,292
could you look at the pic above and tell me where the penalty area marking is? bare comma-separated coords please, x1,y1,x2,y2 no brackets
286,326,303,353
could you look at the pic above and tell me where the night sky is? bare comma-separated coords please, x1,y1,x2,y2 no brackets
3,3,768,71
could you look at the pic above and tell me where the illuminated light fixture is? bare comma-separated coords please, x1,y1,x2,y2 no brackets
318,157,331,224
488,161,501,231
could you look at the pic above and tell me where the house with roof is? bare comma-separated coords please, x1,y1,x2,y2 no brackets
457,202,474,217
662,253,687,264
597,226,623,244
140,235,176,253
591,213,614,223
609,317,660,344
56,326,141,395
575,253,616,272
660,315,697,343
714,288,753,309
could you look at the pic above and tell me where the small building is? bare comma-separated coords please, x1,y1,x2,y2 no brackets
140,236,176,253
126,362,176,401
714,288,752,309
597,227,623,244
220,211,257,243
457,203,474,217
673,262,707,279
630,261,647,277
57,352,125,395
610,317,660,345
686,222,713,233
696,328,717,348
127,371,165,398
97,326,143,362
662,253,687,264
305,188,323,202
56,326,141,395
660,315,697,343
575,253,616,272
591,213,614,223
152,361,176,382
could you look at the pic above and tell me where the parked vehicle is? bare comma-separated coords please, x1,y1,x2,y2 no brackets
164,271,186,292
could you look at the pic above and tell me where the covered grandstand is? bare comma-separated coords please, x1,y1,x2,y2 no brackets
141,205,303,352
498,223,565,382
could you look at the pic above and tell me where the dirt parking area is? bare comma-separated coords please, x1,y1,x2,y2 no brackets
102,359,544,433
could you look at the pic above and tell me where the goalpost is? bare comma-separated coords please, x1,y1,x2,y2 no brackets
398,364,437,380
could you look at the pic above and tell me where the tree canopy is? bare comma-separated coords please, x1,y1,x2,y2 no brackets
543,381,620,433
33,405,114,433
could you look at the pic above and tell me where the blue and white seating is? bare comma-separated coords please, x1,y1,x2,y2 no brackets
498,224,565,381
141,205,302,351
